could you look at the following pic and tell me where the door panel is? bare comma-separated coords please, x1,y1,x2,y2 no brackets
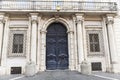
46,22,68,70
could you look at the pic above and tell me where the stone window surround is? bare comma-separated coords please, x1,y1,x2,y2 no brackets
8,29,27,57
86,28,104,56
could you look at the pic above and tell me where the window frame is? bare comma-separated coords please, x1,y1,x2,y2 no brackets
86,29,104,56
8,30,27,57
12,34,24,53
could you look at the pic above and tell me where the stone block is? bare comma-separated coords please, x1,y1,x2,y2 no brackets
0,67,6,75
25,62,36,76
81,60,91,75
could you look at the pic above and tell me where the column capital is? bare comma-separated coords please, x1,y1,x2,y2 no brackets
30,13,39,23
75,13,84,23
0,13,5,24
72,15,76,21
106,14,114,24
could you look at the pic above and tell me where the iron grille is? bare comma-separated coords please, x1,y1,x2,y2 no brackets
91,62,102,71
11,67,22,74
89,34,100,52
12,34,24,53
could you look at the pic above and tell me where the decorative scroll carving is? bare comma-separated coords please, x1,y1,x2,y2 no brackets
106,14,114,24
0,13,5,24
106,18,114,24
75,14,84,24
30,13,39,23
0,19,5,24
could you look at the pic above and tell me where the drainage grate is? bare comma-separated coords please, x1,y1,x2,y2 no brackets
91,62,102,71
11,67,22,74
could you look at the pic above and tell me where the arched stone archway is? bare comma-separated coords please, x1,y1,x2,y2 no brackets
40,17,75,71
41,17,70,32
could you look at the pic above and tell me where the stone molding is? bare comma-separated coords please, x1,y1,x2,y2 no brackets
40,30,47,34
41,17,70,32
67,30,74,34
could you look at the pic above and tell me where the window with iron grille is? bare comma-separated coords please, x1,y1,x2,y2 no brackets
89,34,100,52
86,30,104,56
12,34,24,53
8,30,26,57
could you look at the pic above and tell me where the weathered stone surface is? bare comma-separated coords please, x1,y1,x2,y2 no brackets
25,62,36,76
81,61,91,75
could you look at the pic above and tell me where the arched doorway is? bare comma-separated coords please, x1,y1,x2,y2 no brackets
46,22,69,70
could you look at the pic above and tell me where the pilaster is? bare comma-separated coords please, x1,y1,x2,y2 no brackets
106,14,118,73
0,13,5,66
102,17,112,72
1,14,9,68
40,30,47,71
72,16,78,70
68,30,75,70
75,13,84,72
30,13,39,64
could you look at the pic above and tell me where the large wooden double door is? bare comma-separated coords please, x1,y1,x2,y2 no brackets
46,22,68,70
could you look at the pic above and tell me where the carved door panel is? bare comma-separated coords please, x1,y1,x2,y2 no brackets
46,23,68,70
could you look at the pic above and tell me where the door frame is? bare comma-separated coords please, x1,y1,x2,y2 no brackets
39,17,75,71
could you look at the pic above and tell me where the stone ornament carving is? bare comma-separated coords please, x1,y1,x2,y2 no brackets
0,13,5,24
0,18,5,24
75,14,84,24
106,17,114,24
30,13,39,23
106,14,114,24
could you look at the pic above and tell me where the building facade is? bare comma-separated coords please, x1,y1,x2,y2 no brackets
0,0,120,75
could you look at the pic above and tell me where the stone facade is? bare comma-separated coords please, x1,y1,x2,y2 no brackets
0,0,120,75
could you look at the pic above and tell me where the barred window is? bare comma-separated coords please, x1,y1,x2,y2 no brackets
12,34,24,53
8,30,26,57
89,34,100,52
86,30,104,56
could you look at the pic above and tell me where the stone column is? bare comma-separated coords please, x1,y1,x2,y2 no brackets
30,13,38,64
106,14,118,73
72,16,78,70
37,16,42,71
68,30,75,70
0,13,5,65
102,17,112,72
75,14,84,72
40,30,47,71
0,15,9,75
